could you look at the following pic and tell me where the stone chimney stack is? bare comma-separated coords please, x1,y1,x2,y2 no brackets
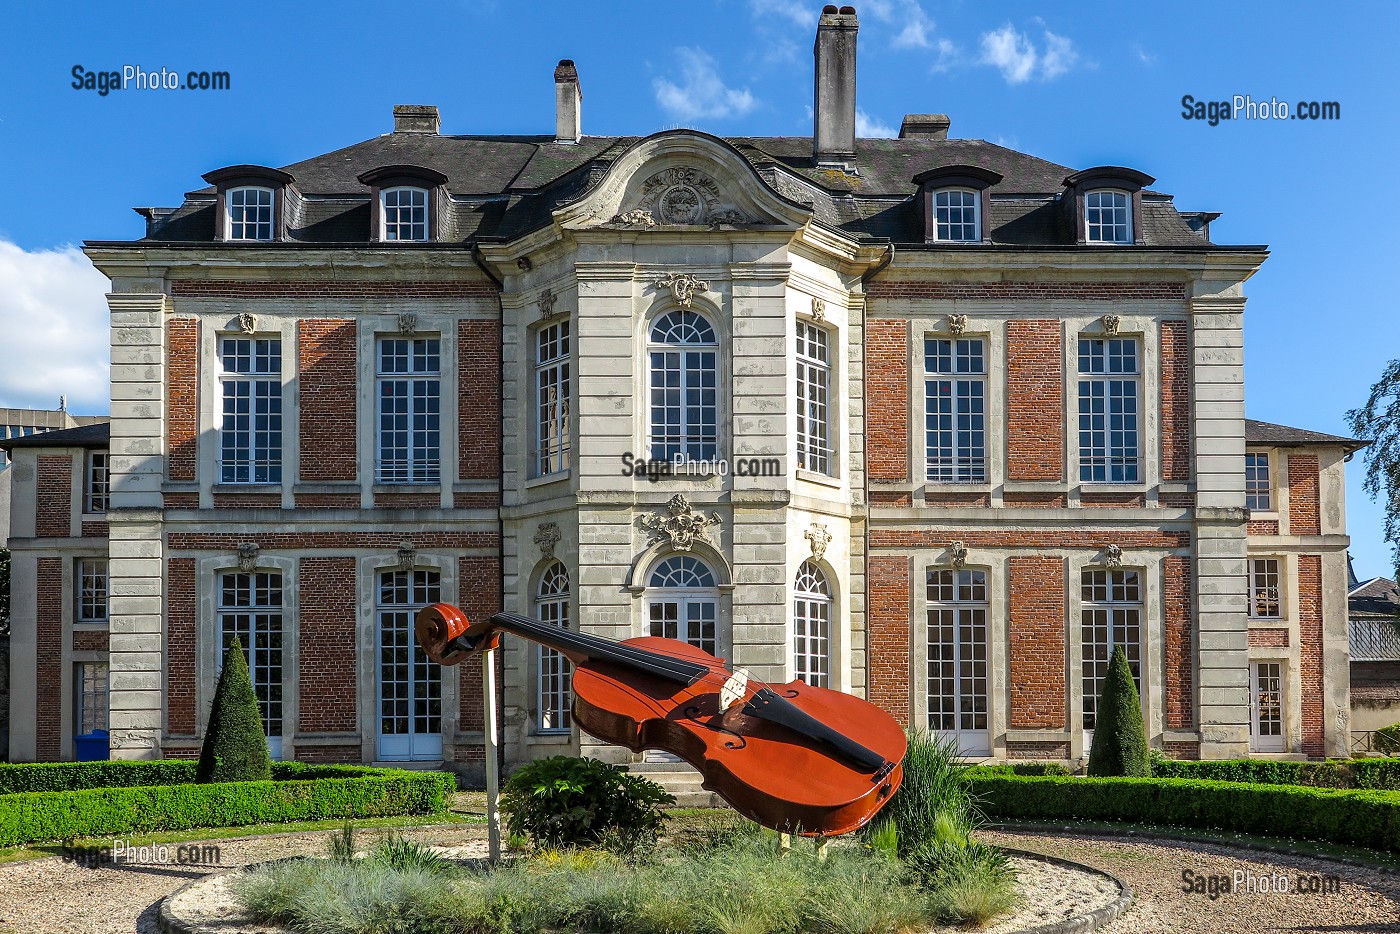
393,104,440,135
813,5,858,169
554,59,582,144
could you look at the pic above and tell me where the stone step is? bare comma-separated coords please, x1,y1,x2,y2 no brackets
627,763,727,809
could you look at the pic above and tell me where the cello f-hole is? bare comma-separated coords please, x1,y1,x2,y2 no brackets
682,705,748,749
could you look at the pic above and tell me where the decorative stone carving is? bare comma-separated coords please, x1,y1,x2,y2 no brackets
809,297,826,321
1102,544,1123,568
534,522,561,558
640,494,721,551
236,542,259,573
398,312,418,336
517,257,533,271
947,314,968,335
656,272,710,308
537,288,558,320
948,541,968,569
396,541,417,572
611,209,657,227
601,166,752,228
804,523,832,560
1102,314,1122,335
237,313,257,335
708,209,748,228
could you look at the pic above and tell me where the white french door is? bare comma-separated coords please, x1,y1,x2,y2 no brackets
926,569,990,756
376,569,443,761
1250,662,1285,752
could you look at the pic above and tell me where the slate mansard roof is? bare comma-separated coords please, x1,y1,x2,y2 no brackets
1245,419,1368,453
0,421,110,452
118,122,1254,251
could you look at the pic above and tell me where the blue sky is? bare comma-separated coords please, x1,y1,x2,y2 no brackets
0,0,1396,576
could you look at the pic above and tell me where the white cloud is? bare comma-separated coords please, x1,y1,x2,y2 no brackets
930,37,960,72
1132,43,1157,65
978,23,1080,84
0,241,110,414
653,48,758,122
746,0,815,27
856,109,897,138
864,0,934,49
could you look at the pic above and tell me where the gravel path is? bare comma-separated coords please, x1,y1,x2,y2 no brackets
982,829,1400,934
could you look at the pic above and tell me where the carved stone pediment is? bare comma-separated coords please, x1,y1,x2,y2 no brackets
640,494,721,551
607,165,754,229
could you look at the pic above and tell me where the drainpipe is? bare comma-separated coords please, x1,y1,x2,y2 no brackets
858,240,893,701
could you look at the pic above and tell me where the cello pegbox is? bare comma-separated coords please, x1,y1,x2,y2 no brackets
415,602,501,666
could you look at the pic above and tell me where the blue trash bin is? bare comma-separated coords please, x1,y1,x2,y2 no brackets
74,729,110,761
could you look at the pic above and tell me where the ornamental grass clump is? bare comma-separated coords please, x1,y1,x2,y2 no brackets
195,637,272,783
1086,645,1150,777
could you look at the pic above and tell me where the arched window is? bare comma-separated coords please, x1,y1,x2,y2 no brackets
793,561,831,687
933,188,980,242
647,555,719,655
226,186,274,240
381,186,429,241
648,310,718,462
1084,189,1132,243
536,562,573,733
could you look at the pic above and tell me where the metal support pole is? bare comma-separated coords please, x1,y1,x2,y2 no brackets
483,645,501,861
814,837,829,861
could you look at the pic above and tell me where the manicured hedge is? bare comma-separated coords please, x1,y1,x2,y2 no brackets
1149,757,1400,790
965,763,1071,778
966,772,1400,852
0,759,383,795
0,766,457,846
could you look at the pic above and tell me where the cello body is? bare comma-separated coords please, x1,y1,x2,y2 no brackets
416,605,905,836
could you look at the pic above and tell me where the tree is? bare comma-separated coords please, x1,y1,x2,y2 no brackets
1087,645,1149,777
1348,359,1400,581
196,636,272,783
0,548,10,635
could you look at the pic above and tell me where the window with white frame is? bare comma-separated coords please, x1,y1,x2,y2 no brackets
377,336,441,483
1249,558,1282,618
76,559,108,623
1084,189,1132,243
220,336,283,484
85,450,109,513
76,662,108,736
1246,453,1272,511
925,337,986,482
1081,567,1142,730
381,187,429,241
377,569,442,747
647,555,719,656
793,561,831,687
226,186,275,240
217,571,284,741
1078,337,1140,483
926,568,989,743
536,562,573,733
933,189,980,242
535,321,571,477
648,310,718,462
796,321,831,475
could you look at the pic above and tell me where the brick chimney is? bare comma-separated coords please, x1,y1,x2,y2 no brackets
555,59,582,144
393,105,440,135
899,114,950,140
814,5,858,169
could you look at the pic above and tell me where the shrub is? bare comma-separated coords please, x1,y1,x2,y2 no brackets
0,760,384,795
1087,645,1149,777
1375,723,1400,754
196,637,272,783
1147,757,1400,790
499,755,673,853
863,729,978,857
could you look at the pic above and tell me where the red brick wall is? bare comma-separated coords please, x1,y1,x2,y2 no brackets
169,532,499,550
1299,554,1323,756
296,745,362,764
72,630,110,652
1006,321,1063,482
867,319,909,482
871,529,1188,549
1163,554,1194,729
167,318,199,481
1082,492,1145,508
866,281,1186,301
167,558,197,736
36,557,63,761
1247,520,1280,536
1159,320,1191,482
1004,492,1068,507
867,556,911,725
1164,741,1201,760
35,455,73,537
457,557,503,733
172,280,498,298
1006,741,1069,759
1248,628,1289,647
299,558,357,733
1008,556,1066,729
1288,455,1321,536
459,320,501,480
299,319,358,482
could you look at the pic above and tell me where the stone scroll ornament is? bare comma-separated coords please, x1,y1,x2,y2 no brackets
656,272,709,308
640,494,721,551
1102,544,1124,568
396,541,416,572
534,522,561,558
537,288,558,320
236,542,259,573
805,523,832,559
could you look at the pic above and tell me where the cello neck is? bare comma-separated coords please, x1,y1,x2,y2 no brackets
485,612,709,686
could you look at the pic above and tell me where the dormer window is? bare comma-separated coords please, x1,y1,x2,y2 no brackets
202,165,295,242
933,189,980,242
1085,190,1131,243
1063,167,1155,246
912,165,1003,245
382,187,429,241
227,187,275,240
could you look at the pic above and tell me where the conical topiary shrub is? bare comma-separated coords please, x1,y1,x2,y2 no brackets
1086,644,1149,777
196,636,272,783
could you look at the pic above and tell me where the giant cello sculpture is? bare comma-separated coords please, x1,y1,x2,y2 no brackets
416,605,906,837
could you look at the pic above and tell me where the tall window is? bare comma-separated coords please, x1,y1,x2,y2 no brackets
382,187,429,241
377,336,441,483
925,337,986,482
647,555,719,655
535,321,571,476
536,562,573,733
1246,453,1273,511
1081,568,1142,730
226,186,274,240
1249,558,1282,618
76,662,108,736
926,568,989,751
793,561,831,687
1079,338,1140,483
1250,661,1284,752
220,336,283,484
77,559,108,623
649,310,718,462
934,189,979,242
217,572,284,744
85,451,109,513
377,569,442,755
1085,190,1131,243
796,321,831,475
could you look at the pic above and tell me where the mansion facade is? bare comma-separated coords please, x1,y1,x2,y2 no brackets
2,8,1364,772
